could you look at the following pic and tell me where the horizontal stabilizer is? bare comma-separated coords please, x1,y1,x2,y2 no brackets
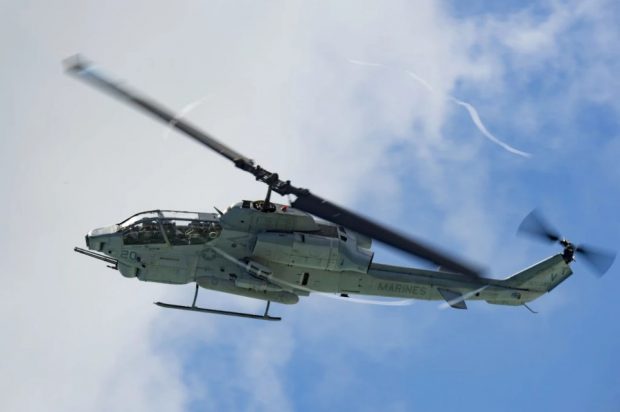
437,288,467,310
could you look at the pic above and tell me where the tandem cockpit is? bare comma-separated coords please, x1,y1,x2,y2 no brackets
119,210,222,246
84,210,222,252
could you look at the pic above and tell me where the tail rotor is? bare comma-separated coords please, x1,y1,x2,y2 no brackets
517,209,616,277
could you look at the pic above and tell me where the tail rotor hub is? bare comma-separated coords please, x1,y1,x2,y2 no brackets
560,239,575,263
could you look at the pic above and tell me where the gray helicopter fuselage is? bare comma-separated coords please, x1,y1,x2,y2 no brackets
84,201,573,308
69,57,584,315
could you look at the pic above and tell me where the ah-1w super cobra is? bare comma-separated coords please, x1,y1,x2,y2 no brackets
68,56,615,321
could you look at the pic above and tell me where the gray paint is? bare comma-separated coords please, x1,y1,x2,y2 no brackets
82,201,574,311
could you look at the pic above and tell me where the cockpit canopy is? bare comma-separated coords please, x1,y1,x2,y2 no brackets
119,210,222,246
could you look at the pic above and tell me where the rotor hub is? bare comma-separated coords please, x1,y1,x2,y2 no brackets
560,239,575,263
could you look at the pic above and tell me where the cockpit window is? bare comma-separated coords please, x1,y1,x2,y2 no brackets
161,219,222,245
121,212,222,246
123,219,166,245
119,210,219,228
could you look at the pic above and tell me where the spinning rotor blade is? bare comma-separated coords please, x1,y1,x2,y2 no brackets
293,193,484,279
518,209,616,276
517,209,561,243
64,55,251,165
575,245,616,276
64,55,484,280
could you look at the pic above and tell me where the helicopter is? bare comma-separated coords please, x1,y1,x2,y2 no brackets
67,56,616,321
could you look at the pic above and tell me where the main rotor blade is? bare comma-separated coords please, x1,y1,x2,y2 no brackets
575,244,616,276
65,55,484,280
63,55,252,166
292,193,484,279
517,209,561,243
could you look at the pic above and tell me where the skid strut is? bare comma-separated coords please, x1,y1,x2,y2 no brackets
155,284,281,321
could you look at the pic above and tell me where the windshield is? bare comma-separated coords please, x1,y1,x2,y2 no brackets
120,210,222,246
122,218,166,245
119,210,219,228
160,219,222,245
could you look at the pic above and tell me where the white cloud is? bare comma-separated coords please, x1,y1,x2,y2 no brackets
0,0,498,409
2,0,618,410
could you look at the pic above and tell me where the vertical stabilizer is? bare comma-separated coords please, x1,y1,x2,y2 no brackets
500,254,573,293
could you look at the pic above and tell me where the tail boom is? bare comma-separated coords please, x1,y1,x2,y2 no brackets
364,254,572,308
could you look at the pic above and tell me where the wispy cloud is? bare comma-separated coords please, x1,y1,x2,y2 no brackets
349,58,532,158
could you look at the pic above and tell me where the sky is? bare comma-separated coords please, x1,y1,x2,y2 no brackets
1,0,619,411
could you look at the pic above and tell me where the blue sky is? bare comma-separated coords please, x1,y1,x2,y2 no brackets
1,1,619,411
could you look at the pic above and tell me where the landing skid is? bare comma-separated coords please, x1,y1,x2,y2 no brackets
155,284,281,321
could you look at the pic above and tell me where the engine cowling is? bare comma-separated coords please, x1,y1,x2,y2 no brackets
252,232,373,273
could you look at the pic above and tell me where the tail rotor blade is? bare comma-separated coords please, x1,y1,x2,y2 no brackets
517,209,616,277
517,209,561,243
575,245,616,276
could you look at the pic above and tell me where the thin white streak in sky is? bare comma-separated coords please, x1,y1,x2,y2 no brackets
347,59,384,67
317,293,415,306
349,59,532,158
447,97,531,157
268,272,416,306
406,70,435,93
163,95,211,140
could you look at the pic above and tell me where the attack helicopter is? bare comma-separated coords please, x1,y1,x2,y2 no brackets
68,56,616,321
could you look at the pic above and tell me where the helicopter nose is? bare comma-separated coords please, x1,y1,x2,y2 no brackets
86,231,107,251
86,225,121,251
86,232,106,251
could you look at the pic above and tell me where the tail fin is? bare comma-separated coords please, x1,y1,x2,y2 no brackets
500,254,573,293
